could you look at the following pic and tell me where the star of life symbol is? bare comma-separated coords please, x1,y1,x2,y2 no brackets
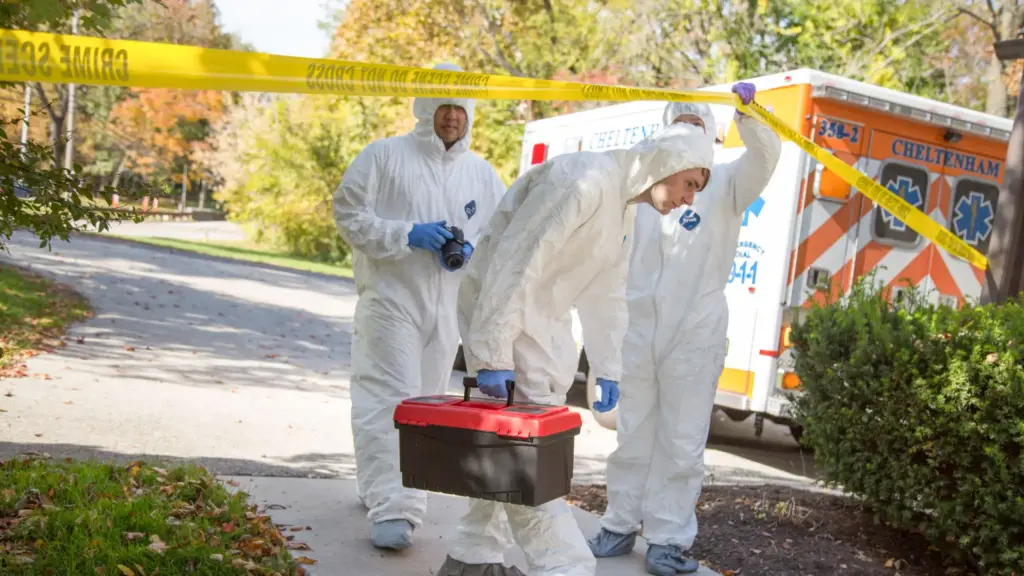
952,191,994,246
881,175,923,232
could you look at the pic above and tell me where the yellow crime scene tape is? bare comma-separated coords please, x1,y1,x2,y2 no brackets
0,28,988,269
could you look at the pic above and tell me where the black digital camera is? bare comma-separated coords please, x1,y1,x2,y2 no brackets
441,225,467,270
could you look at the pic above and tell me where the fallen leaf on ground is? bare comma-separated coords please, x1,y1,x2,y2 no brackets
124,532,145,542
295,557,317,565
117,566,136,576
124,346,135,352
286,542,312,551
221,522,234,533
147,535,167,554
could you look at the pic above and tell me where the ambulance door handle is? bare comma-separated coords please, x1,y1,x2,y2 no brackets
812,162,825,197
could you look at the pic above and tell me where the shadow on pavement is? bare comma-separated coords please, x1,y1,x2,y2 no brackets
2,232,357,397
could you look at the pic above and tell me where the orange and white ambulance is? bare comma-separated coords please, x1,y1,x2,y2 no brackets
518,68,1012,436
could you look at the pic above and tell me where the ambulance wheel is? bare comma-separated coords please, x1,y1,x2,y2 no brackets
453,345,467,372
789,424,805,445
586,371,617,430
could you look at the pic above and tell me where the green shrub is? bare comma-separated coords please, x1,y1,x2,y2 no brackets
789,276,1024,574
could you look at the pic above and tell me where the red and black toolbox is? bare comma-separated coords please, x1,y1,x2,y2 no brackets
393,376,583,507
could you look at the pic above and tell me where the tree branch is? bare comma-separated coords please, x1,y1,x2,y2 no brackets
33,83,61,126
986,0,999,24
845,7,957,77
471,1,524,77
866,9,961,78
958,6,998,36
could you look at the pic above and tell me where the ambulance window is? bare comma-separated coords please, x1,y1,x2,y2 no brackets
948,178,999,256
872,162,929,247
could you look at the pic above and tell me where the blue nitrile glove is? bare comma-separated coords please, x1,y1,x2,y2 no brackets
593,378,619,412
408,220,454,252
732,82,756,105
476,369,515,399
440,241,474,271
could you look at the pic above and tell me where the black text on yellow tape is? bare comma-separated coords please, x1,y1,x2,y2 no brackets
0,28,987,269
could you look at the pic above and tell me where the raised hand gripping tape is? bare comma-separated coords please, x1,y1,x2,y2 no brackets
0,28,987,269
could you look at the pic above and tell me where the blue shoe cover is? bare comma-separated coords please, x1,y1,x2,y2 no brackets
646,544,700,575
371,519,414,550
587,527,638,558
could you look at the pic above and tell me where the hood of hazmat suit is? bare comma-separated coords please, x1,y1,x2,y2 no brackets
600,102,781,553
456,122,714,405
663,101,718,140
332,62,506,531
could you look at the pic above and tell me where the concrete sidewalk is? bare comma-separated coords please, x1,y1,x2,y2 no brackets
224,476,720,576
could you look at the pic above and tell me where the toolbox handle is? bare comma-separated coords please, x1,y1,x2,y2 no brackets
463,376,516,407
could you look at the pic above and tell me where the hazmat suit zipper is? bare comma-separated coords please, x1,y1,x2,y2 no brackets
650,220,667,366
431,151,455,342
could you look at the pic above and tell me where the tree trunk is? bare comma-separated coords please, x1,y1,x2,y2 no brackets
111,153,128,188
987,54,1008,116
987,5,1022,118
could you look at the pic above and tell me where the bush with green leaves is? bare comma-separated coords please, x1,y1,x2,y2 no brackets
0,0,154,252
789,277,1024,574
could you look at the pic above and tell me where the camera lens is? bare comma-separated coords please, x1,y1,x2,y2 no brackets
442,238,464,270
446,253,464,269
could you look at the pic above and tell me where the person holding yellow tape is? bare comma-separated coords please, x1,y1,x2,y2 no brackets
439,122,714,576
332,62,506,552
589,86,782,575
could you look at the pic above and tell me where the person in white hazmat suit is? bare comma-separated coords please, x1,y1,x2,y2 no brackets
435,122,715,576
332,62,505,551
587,83,782,575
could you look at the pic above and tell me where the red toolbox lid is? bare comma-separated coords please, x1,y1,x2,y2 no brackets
394,395,583,439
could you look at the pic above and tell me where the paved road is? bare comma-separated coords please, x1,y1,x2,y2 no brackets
0,224,817,488
100,219,247,242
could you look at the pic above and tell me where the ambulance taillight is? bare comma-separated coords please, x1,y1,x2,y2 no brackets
531,143,548,165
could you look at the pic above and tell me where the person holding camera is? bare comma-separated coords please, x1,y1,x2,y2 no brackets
332,62,505,551
437,122,714,576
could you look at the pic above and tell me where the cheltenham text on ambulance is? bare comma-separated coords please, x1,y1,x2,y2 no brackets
890,138,1001,179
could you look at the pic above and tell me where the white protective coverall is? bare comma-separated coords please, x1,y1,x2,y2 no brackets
332,63,505,532
599,103,782,551
446,123,714,576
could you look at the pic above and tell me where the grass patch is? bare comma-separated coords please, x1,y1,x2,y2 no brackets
0,457,313,575
0,264,92,376
104,236,353,279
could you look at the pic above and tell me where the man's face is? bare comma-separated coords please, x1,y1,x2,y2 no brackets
434,105,468,148
672,114,706,134
647,168,710,214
